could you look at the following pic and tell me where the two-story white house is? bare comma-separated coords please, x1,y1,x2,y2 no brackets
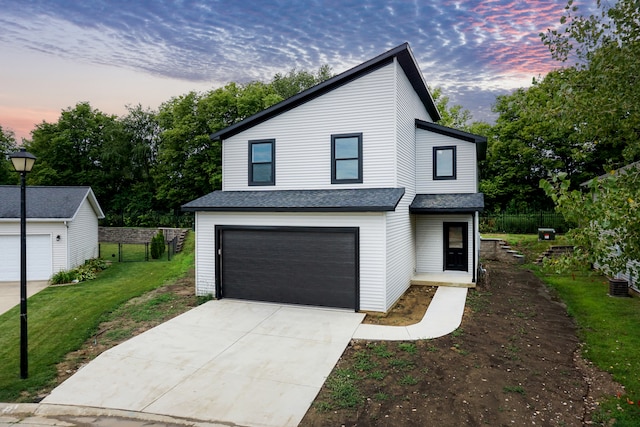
182,43,486,313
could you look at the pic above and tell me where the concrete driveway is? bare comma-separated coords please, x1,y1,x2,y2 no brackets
0,281,49,316
43,299,365,427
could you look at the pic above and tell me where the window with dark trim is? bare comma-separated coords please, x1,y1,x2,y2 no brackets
249,139,275,185
433,146,456,180
331,133,363,184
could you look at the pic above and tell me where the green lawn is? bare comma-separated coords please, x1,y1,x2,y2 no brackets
0,233,195,401
496,234,640,425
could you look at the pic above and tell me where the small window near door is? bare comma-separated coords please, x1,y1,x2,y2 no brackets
433,146,456,180
249,139,275,185
332,133,363,184
448,225,464,249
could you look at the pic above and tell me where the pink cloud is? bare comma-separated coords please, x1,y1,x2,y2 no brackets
0,106,59,143
446,0,564,76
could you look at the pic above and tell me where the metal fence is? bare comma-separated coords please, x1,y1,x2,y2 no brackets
480,212,572,234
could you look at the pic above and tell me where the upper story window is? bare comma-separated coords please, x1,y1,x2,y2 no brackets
331,133,363,184
433,146,456,180
249,139,275,186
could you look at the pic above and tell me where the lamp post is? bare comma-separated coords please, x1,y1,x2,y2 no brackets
8,148,36,379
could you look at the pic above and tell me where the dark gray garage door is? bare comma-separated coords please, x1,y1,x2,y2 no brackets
218,227,358,310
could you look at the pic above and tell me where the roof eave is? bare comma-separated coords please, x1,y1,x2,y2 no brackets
210,43,439,141
0,217,74,222
409,207,484,214
183,206,397,213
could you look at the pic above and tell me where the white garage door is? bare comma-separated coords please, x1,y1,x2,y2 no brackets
0,235,53,281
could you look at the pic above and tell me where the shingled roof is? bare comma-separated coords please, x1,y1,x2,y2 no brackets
210,43,440,142
0,186,105,220
409,193,484,213
415,119,487,161
182,188,405,212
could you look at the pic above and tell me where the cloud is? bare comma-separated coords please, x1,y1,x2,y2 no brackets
0,0,578,137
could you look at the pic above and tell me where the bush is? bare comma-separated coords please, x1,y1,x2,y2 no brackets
50,258,110,284
51,270,77,285
150,231,165,260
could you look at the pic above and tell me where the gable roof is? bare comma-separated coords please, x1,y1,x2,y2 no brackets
210,43,440,142
409,193,484,213
581,161,640,187
182,188,405,212
415,119,487,161
0,186,105,220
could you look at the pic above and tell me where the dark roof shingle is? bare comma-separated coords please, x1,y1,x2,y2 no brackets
409,193,484,213
182,188,405,212
0,186,103,219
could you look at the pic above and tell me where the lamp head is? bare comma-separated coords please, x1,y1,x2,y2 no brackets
8,148,36,173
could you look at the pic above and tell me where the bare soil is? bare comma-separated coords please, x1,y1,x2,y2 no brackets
39,262,623,427
300,261,624,426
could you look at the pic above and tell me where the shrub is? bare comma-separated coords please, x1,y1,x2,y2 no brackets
51,270,77,285
50,258,110,284
150,231,165,259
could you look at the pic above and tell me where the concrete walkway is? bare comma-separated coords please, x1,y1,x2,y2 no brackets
1,286,467,427
353,286,468,340
0,281,49,316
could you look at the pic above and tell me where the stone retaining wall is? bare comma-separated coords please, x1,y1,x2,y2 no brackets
99,227,186,244
480,238,500,261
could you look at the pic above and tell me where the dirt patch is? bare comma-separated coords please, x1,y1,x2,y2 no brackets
35,261,623,426
300,261,624,426
362,285,436,326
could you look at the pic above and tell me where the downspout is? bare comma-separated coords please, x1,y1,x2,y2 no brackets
472,212,476,283
64,220,69,270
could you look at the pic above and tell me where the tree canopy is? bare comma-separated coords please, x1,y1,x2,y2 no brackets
540,0,640,278
0,125,18,185
12,67,335,223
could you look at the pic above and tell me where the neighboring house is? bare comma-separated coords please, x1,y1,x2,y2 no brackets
182,43,487,312
0,186,105,281
584,162,640,291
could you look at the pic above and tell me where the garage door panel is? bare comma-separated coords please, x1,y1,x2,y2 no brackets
0,234,52,281
220,228,358,309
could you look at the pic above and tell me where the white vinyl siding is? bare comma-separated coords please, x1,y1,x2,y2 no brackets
618,260,638,290
194,211,388,312
222,63,397,191
416,129,478,194
385,195,414,311
415,215,474,275
67,198,100,269
383,60,431,311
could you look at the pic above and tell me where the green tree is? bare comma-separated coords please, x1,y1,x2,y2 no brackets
271,65,333,100
110,104,161,220
150,231,165,259
431,87,472,130
0,125,18,185
155,91,212,212
541,166,640,279
25,102,126,209
539,0,640,278
540,0,640,164
154,72,329,211
482,69,595,212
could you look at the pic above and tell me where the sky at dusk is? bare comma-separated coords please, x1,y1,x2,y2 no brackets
1,0,579,142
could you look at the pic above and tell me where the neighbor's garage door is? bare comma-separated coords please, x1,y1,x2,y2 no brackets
219,227,358,310
0,235,53,281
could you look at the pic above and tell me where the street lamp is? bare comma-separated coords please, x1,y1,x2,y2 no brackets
8,148,36,379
